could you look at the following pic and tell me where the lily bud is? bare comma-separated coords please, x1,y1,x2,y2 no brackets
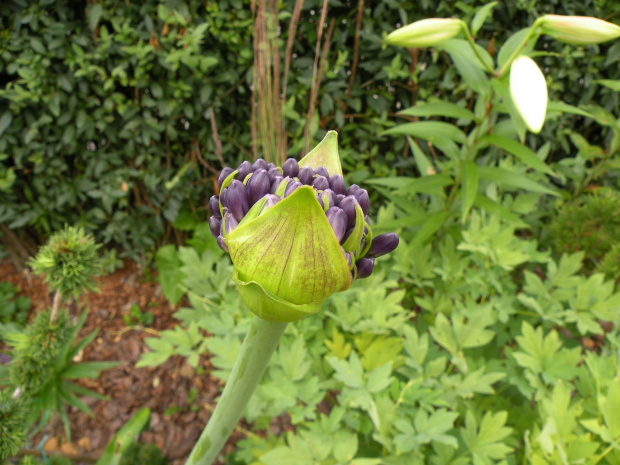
509,56,548,134
366,233,400,258
385,18,464,48
540,15,620,45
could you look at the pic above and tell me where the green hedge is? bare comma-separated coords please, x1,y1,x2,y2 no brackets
1,0,618,258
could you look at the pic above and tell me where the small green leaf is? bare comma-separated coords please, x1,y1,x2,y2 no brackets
398,102,476,121
471,2,498,36
478,166,559,196
461,161,478,222
481,134,556,176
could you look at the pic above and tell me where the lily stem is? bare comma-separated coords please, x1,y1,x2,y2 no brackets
185,315,288,465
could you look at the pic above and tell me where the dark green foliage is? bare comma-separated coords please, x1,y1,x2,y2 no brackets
549,188,620,278
5,308,71,392
2,0,619,259
17,456,72,465
30,226,101,298
0,388,27,460
119,442,168,465
0,281,30,327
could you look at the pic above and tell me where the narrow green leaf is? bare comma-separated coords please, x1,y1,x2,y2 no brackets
398,102,476,121
0,112,12,137
96,408,151,465
407,136,435,176
481,134,556,176
382,121,468,144
478,166,559,196
474,194,529,228
471,2,498,36
440,39,491,95
410,210,450,247
461,161,478,222
61,361,120,379
546,101,594,118
594,79,620,91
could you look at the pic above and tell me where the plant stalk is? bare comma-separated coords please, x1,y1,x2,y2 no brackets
185,315,287,465
50,290,62,324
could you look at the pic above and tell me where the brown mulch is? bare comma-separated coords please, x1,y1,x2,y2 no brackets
0,258,247,464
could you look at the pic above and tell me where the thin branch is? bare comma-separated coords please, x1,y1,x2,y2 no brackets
346,0,364,95
50,289,62,324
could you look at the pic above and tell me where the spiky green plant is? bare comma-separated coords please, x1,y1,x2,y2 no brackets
0,388,28,460
30,226,101,300
5,309,71,392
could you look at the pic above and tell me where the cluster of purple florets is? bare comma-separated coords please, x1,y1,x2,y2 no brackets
208,158,399,280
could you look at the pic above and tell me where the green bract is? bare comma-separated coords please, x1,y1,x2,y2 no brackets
225,135,351,323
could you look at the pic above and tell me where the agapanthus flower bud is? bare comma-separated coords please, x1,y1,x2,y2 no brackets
312,175,329,191
356,258,374,278
325,207,347,242
209,195,220,218
282,158,300,178
313,166,329,178
228,180,249,222
209,131,398,322
236,161,254,181
253,159,268,171
218,167,234,189
329,175,346,195
354,189,370,215
346,184,360,196
339,196,358,226
366,233,400,258
209,216,221,238
298,166,314,185
247,170,271,205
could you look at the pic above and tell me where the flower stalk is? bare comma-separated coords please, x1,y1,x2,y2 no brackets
185,316,287,465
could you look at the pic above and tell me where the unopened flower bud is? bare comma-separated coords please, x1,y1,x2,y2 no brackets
209,217,221,238
312,175,329,191
385,18,463,48
356,258,375,279
284,180,302,197
224,213,239,235
271,175,284,194
339,196,358,226
298,166,314,185
228,180,249,221
510,55,548,133
540,15,620,45
282,158,300,178
209,195,220,217
329,175,346,195
346,184,360,196
220,187,229,208
366,233,400,258
325,207,347,242
320,189,336,211
336,194,345,205
218,167,234,189
354,189,370,215
236,161,254,181
268,167,281,181
217,235,228,252
247,170,271,205
253,158,268,171
313,166,329,178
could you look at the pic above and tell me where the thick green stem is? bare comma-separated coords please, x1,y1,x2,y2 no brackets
185,316,287,465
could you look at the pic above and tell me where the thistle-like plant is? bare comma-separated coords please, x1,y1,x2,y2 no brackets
185,132,399,465
0,388,28,460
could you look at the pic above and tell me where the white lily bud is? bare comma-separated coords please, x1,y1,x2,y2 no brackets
540,15,620,45
509,56,548,134
385,18,463,48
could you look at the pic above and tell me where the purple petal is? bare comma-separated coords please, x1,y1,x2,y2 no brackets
228,179,249,221
325,207,347,242
366,233,400,258
329,175,346,195
282,158,300,178
356,258,374,279
218,167,234,189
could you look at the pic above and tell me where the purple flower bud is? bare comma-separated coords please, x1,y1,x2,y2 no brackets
354,189,370,215
329,175,346,195
208,195,220,218
253,159,268,171
298,166,314,185
262,194,280,210
313,166,329,178
268,162,276,170
325,207,347,242
336,194,345,205
220,187,229,208
339,196,358,226
271,175,284,194
224,213,239,235
209,216,221,239
346,184,361,196
247,170,271,205
316,194,324,209
236,161,254,180
366,233,400,258
312,175,329,191
343,250,352,268
320,189,336,210
285,180,302,197
218,167,234,189
228,179,249,221
217,235,228,252
356,258,374,279
282,158,300,178
268,167,281,181
342,225,354,243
